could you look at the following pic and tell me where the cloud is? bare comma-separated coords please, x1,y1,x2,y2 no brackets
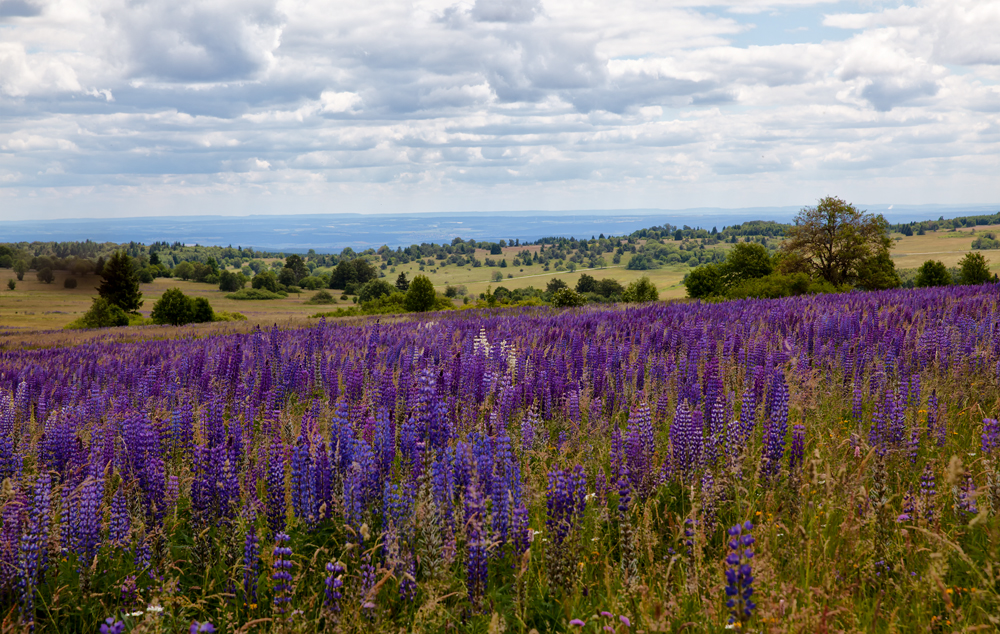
0,0,998,219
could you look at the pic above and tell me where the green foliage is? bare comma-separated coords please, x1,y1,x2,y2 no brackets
852,250,901,291
297,275,326,290
781,196,892,286
330,258,378,289
225,288,288,300
98,251,143,313
971,232,1000,250
191,297,214,323
622,276,659,302
212,310,247,321
6,279,14,291
14,259,27,280
65,297,129,329
251,269,279,292
594,278,624,298
720,242,773,286
726,272,838,299
358,279,395,303
576,273,597,293
551,287,585,307
305,290,335,304
36,267,55,284
915,260,952,287
395,272,410,291
404,274,437,312
685,263,724,299
151,288,193,325
957,252,992,285
218,270,247,292
63,277,77,289
625,253,657,270
546,278,567,294
284,254,309,281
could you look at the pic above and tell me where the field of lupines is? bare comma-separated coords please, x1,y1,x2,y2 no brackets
2,285,1000,632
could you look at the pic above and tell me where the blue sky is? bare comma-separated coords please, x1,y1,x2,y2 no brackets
1,0,998,219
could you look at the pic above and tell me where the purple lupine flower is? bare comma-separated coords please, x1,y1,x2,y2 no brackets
670,400,701,481
521,404,539,453
982,418,1000,455
788,424,805,475
464,482,488,611
761,371,788,482
18,472,52,630
956,473,978,516
625,401,656,499
271,532,293,614
724,521,756,626
75,476,103,563
100,618,125,634
324,561,346,613
243,518,260,609
109,487,130,546
190,621,216,634
266,442,286,534
291,434,317,528
920,462,937,523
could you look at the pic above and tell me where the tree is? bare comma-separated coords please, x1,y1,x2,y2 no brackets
358,279,394,303
853,251,900,290
151,288,194,325
13,260,27,281
284,254,309,282
595,278,624,298
576,273,597,293
622,276,659,303
219,270,247,292
395,272,410,292
278,267,299,287
64,278,77,289
404,275,437,312
7,279,15,291
685,264,724,299
781,197,892,287
77,297,129,328
252,270,279,292
36,267,54,284
173,261,195,280
551,288,585,307
721,243,772,286
98,251,143,313
546,278,568,294
191,297,214,323
915,260,951,287
957,252,991,285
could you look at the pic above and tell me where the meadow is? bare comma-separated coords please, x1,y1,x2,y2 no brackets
0,283,999,632
1,225,997,333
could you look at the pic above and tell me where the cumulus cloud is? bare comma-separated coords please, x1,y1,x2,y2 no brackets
0,0,998,218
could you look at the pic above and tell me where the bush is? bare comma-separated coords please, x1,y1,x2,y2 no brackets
622,276,659,302
915,260,951,287
306,290,336,305
252,270,280,292
191,297,214,323
957,252,992,285
404,275,437,312
64,277,78,289
213,311,247,322
37,267,55,284
6,280,14,291
219,270,248,292
726,272,837,299
551,287,585,307
685,264,724,298
226,288,288,300
358,279,395,303
298,275,326,290
66,297,129,329
151,288,193,325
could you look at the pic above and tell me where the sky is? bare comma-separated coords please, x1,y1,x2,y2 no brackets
1,0,998,220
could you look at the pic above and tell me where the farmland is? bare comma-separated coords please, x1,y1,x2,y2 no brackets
1,283,999,632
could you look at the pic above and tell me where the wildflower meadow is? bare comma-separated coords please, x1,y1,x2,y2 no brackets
2,284,1000,632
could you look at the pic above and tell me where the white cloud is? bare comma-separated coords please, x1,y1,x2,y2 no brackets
0,0,998,219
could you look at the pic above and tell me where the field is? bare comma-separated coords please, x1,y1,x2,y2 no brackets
2,226,997,333
0,283,999,632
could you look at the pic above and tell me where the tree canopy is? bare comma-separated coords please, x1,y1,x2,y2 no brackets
404,274,436,312
98,251,143,313
915,260,951,287
958,252,992,285
781,197,894,287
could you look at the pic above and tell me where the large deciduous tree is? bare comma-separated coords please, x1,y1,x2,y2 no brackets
98,251,143,313
781,197,896,288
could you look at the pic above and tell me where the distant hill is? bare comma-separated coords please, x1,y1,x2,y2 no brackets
1,205,995,252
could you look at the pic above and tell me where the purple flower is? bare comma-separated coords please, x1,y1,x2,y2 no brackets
724,522,756,625
100,618,125,634
190,622,216,634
